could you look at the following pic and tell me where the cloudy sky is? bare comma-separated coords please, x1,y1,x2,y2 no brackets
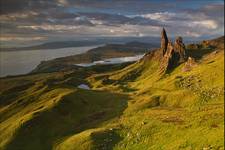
0,0,224,47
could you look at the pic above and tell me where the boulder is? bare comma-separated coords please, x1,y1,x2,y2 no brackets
182,57,197,72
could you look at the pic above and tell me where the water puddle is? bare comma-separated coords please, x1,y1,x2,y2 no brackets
77,84,90,90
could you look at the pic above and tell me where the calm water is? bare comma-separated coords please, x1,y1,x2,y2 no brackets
0,46,100,77
75,54,144,67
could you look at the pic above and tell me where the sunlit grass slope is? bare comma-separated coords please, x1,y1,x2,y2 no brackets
0,36,224,150
87,38,224,149
0,65,131,150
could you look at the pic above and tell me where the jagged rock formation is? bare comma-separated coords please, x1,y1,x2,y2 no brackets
158,29,187,73
160,28,168,56
141,28,169,62
142,28,188,74
159,41,177,73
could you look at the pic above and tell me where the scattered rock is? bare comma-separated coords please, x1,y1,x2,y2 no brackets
182,57,197,72
211,123,219,128
162,116,184,124
141,121,147,125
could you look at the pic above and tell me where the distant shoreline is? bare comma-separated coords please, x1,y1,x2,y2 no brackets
0,45,102,77
0,43,103,52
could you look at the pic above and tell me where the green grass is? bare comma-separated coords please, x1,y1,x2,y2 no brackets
0,38,224,150
3,89,128,150
86,46,224,149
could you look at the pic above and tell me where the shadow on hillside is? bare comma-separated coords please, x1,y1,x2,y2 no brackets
91,128,123,150
186,47,216,60
166,47,216,74
5,89,130,150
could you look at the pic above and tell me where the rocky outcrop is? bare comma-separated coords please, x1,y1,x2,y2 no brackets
182,57,197,72
160,28,168,56
159,41,178,73
141,28,169,63
158,29,188,74
174,36,186,63
142,28,189,74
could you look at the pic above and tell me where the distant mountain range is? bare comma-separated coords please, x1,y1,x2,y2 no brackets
0,41,103,51
0,37,161,51
1,35,222,51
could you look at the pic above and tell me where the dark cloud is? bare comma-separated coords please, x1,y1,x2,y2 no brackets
69,0,177,13
0,0,57,14
0,0,177,15
0,0,224,46
77,12,166,26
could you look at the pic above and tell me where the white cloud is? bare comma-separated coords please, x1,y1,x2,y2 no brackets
185,31,201,37
139,12,176,21
18,25,81,31
129,11,219,31
57,0,69,6
89,19,104,25
0,11,38,21
0,36,46,41
192,20,218,29
17,23,161,37
110,29,115,33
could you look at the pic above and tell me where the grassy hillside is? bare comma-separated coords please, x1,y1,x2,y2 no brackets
0,36,224,150
87,37,224,149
